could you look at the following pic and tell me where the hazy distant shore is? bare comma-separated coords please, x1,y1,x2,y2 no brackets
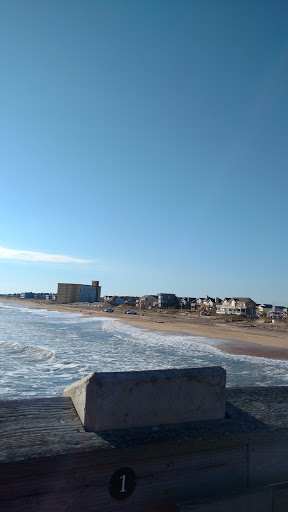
1,297,288,361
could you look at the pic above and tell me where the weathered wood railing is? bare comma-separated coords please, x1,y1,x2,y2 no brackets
1,369,288,511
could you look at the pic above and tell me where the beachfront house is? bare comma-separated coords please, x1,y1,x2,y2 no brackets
34,293,48,300
123,297,138,306
138,295,158,310
177,297,196,310
45,293,57,301
195,296,221,313
20,292,35,299
204,297,221,314
256,304,273,317
34,293,56,301
157,293,178,309
216,297,256,317
102,296,113,303
267,306,286,319
109,296,125,306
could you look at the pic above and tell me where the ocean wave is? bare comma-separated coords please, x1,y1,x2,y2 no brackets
113,335,141,344
26,309,48,316
1,302,288,399
100,317,288,367
0,340,55,362
0,303,25,312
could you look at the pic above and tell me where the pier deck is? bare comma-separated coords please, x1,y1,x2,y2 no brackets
1,387,288,511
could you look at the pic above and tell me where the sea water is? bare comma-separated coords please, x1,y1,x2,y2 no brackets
0,301,288,399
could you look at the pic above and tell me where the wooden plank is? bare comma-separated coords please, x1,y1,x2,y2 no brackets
0,490,178,512
248,438,288,487
0,444,247,511
5,388,288,466
1,387,288,511
272,482,288,512
0,396,253,466
178,487,272,511
0,398,113,462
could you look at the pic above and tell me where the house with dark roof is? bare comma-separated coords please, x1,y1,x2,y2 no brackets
177,297,197,310
216,297,256,317
256,304,273,317
137,295,158,310
268,306,286,319
157,293,178,309
195,296,222,313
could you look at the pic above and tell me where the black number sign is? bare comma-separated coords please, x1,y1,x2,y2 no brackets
109,467,136,500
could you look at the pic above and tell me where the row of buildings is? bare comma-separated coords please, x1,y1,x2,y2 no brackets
7,280,101,304
104,293,287,319
7,292,57,301
8,280,288,319
139,294,288,319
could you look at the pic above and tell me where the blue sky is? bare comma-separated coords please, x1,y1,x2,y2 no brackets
0,1,288,304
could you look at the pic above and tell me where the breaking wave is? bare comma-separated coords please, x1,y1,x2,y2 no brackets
1,301,288,399
0,340,55,362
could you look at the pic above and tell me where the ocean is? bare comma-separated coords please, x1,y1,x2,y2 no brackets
0,301,288,400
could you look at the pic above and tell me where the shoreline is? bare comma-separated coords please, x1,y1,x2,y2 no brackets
1,297,288,361
115,318,288,361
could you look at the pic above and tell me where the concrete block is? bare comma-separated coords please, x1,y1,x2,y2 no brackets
62,367,226,431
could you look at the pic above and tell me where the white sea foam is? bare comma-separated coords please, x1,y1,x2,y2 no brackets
0,302,288,399
0,340,55,361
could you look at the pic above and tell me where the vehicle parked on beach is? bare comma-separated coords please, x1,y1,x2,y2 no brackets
124,310,137,315
104,308,114,313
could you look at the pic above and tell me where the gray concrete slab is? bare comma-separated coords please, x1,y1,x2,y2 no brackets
62,367,226,431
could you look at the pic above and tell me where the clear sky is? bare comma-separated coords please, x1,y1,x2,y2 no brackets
1,1,287,304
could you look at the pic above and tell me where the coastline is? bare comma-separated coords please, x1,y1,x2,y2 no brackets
1,297,288,361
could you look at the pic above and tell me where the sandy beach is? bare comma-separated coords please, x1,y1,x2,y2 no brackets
1,297,288,360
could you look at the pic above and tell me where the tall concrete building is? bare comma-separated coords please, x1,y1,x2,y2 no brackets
91,281,101,302
57,281,101,304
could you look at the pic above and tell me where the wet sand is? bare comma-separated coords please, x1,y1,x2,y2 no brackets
117,317,288,360
1,297,288,360
208,338,288,360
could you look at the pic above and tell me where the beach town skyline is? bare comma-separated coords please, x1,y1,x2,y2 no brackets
2,286,288,309
2,285,288,318
1,277,288,312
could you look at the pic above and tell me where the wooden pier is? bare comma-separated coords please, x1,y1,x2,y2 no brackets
1,385,288,510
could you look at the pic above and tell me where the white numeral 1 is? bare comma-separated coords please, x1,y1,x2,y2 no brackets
120,474,127,493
